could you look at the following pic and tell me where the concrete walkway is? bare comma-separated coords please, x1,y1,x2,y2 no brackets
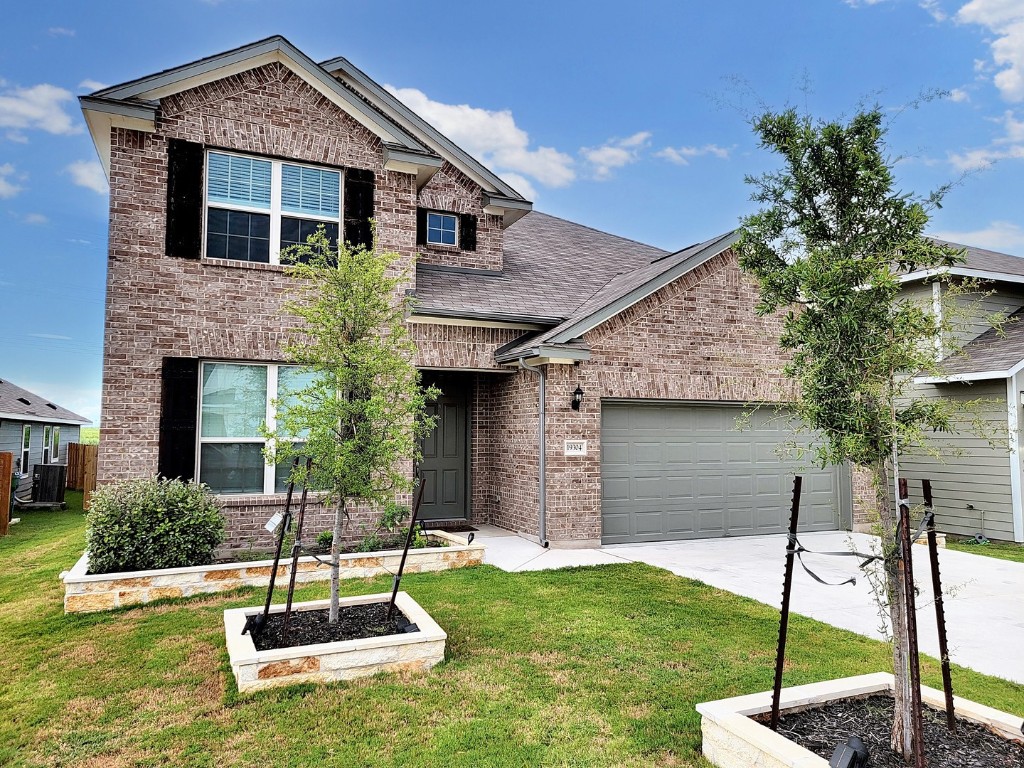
476,525,1024,685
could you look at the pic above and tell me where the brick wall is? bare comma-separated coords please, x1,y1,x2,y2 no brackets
99,61,490,550
416,163,503,271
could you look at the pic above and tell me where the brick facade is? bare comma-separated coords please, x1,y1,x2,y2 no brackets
98,61,498,550
416,163,504,271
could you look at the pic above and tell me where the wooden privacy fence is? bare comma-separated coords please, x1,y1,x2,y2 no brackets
66,443,98,508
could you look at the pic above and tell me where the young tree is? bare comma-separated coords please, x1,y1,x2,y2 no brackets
267,228,438,623
737,107,964,761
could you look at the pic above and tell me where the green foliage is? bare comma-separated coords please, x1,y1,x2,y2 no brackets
265,226,438,508
85,477,224,574
316,529,334,549
738,107,965,471
78,427,99,445
380,501,410,532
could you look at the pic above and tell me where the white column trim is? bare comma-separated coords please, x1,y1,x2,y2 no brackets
932,280,944,361
1007,373,1023,542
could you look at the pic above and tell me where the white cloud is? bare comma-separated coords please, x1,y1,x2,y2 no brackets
844,0,889,6
23,212,48,225
949,87,971,102
580,131,652,180
78,79,108,92
0,163,22,198
496,172,537,202
920,0,948,20
931,220,1024,251
47,27,75,37
0,83,79,136
29,332,72,340
956,0,1024,101
5,131,28,143
66,160,108,194
386,85,575,189
948,109,1024,168
656,143,731,166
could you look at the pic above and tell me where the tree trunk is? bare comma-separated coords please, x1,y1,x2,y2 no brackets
329,495,345,623
876,460,914,761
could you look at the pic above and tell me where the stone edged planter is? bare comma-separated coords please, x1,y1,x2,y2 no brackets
697,672,1023,768
224,591,446,692
60,530,483,613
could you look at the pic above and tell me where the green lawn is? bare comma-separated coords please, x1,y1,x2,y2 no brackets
2,496,1022,767
947,535,1024,564
78,427,99,445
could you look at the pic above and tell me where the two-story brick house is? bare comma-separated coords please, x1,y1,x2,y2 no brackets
82,36,856,551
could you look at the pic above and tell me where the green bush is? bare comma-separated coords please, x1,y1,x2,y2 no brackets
85,477,225,574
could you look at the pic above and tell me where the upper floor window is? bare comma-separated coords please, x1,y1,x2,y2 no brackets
205,151,340,264
426,212,458,246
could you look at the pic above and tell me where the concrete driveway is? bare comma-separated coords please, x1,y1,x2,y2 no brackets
477,525,1024,685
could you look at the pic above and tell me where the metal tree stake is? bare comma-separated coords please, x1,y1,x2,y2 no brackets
923,479,955,731
770,475,803,731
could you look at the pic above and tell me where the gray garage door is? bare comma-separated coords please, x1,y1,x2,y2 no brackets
601,403,843,544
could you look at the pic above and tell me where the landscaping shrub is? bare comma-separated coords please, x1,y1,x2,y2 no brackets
85,477,225,574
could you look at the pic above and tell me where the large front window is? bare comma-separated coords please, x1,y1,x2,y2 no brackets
205,151,341,264
198,362,317,494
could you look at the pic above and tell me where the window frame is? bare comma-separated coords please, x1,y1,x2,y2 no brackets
195,361,311,495
425,210,459,247
42,425,51,465
51,426,60,463
21,424,30,474
202,149,343,266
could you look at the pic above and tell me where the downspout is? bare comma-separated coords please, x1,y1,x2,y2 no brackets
1007,372,1023,543
519,357,549,547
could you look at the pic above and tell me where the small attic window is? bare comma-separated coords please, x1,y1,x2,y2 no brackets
426,212,457,246
47,403,58,410
17,397,30,405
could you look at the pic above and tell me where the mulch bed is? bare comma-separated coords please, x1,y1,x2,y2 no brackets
252,602,413,651
765,694,1024,767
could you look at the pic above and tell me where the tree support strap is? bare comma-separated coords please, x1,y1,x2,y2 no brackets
787,533,881,587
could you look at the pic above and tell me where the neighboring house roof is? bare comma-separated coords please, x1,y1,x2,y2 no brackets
901,238,1024,284
0,379,90,425
413,212,669,325
916,310,1024,383
493,230,738,362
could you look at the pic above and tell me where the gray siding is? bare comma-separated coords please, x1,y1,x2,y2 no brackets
900,379,1015,540
0,419,81,476
947,283,1024,352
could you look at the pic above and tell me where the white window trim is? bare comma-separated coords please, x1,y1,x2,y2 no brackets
425,210,459,248
42,426,51,465
51,426,60,463
203,149,343,266
21,424,30,474
196,361,305,495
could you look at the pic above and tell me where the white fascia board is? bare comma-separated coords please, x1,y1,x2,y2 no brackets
913,370,1011,384
406,314,546,331
0,412,90,426
899,267,1024,287
80,98,158,176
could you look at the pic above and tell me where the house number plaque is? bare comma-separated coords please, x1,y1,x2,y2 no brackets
564,440,587,456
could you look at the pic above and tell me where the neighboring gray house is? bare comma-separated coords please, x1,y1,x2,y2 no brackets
900,241,1024,543
0,378,90,478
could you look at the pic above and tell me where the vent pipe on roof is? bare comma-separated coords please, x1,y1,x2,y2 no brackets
519,357,549,548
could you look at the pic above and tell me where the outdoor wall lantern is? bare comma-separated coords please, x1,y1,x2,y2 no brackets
571,385,584,411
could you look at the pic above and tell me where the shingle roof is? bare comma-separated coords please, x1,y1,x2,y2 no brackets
930,310,1024,377
413,211,668,322
0,378,90,424
933,238,1024,277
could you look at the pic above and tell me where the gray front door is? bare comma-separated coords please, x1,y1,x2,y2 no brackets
418,384,469,521
601,403,842,544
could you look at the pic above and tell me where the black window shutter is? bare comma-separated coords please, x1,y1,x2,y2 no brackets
158,357,200,482
459,213,478,251
416,207,427,246
165,139,205,259
343,168,375,250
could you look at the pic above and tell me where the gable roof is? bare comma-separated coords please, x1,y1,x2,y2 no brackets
493,230,739,363
914,310,1024,383
80,36,529,221
0,379,90,425
900,238,1024,285
320,55,530,207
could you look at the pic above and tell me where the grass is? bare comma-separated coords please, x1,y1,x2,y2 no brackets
78,427,99,445
946,535,1024,564
1,497,1022,768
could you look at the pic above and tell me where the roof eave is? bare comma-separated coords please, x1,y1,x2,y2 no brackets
382,143,443,190
79,96,158,177
0,411,91,426
482,192,533,227
494,344,591,365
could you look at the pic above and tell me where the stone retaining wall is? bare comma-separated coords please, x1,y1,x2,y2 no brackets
61,531,482,613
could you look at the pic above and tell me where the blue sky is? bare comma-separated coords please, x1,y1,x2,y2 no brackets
2,0,1024,425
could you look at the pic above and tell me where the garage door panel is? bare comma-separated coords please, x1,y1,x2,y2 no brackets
601,403,843,544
